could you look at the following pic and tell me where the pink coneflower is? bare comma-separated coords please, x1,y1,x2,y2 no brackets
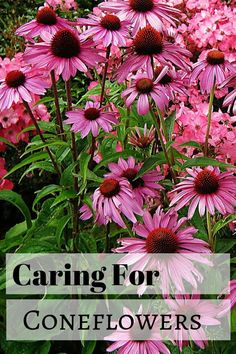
24,29,103,81
114,207,211,294
64,101,118,138
106,309,170,354
93,178,142,228
219,280,236,321
166,294,220,351
190,49,236,94
78,13,130,47
105,156,163,206
99,0,180,35
229,280,236,310
122,74,168,114
15,6,73,39
220,74,236,114
79,204,93,221
128,124,155,149
170,166,236,219
154,65,188,103
0,67,50,111
117,26,191,82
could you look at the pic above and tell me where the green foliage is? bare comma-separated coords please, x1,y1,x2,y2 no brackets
0,190,32,229
213,214,236,236
134,152,166,179
82,341,97,354
182,157,236,170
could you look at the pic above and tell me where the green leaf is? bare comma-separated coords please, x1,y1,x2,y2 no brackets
18,121,57,138
18,240,59,252
38,121,58,133
60,163,75,187
116,124,126,145
232,306,236,332
19,162,55,182
216,239,236,253
0,234,24,253
180,140,202,149
182,157,236,170
0,190,32,229
166,141,174,151
191,210,207,237
213,214,236,236
165,111,176,140
83,195,93,209
79,84,101,102
0,136,17,149
33,96,54,106
82,341,96,354
22,139,68,155
3,151,49,178
50,190,77,208
79,152,91,184
5,221,27,239
86,170,103,183
134,152,166,179
36,342,51,354
55,214,71,247
57,146,71,162
33,184,61,212
172,148,190,161
77,232,97,253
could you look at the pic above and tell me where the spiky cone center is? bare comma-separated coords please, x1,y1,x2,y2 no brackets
5,70,26,88
36,7,57,25
146,227,178,253
84,108,100,121
122,168,144,188
136,78,154,93
194,170,220,195
51,29,81,58
100,179,121,197
130,135,153,148
129,0,154,13
134,26,163,55
100,14,121,31
207,50,225,65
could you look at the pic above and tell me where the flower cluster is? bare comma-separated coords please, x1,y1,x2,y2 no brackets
0,55,50,153
0,157,13,190
43,0,78,11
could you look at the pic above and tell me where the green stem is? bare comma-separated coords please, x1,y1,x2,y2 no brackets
65,79,79,250
23,101,61,177
156,106,168,141
88,135,96,170
122,217,134,237
156,105,175,168
105,222,110,253
207,211,214,251
189,340,194,353
124,107,130,147
100,44,111,106
150,110,177,184
204,83,216,156
51,70,66,141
